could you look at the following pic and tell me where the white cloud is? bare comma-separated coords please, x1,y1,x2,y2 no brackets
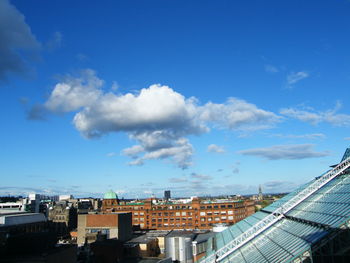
127,138,194,169
45,69,103,112
199,98,280,131
41,70,281,168
286,71,309,88
238,144,329,160
207,144,225,153
345,137,350,141
280,102,350,126
122,145,144,158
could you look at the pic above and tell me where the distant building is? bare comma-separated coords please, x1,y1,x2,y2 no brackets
77,198,101,214
48,201,77,236
77,212,132,246
164,190,171,200
102,191,255,230
258,184,263,200
0,201,26,214
59,195,73,201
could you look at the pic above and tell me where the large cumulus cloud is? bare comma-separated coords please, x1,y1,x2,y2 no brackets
40,69,280,168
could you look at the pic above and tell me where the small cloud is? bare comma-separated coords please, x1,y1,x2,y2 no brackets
344,137,350,141
207,144,225,153
264,64,279,73
286,71,309,89
27,104,47,121
217,169,223,172
232,168,239,174
19,97,29,105
47,179,57,183
191,173,213,180
76,53,88,61
111,81,119,91
238,144,329,160
45,31,62,51
169,177,187,183
128,159,144,166
106,152,116,157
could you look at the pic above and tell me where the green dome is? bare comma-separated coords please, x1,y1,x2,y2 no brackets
104,190,118,199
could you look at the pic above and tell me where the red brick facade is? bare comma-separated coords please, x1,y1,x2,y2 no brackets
86,214,119,227
102,197,255,230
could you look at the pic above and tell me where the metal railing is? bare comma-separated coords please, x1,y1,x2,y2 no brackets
201,156,350,263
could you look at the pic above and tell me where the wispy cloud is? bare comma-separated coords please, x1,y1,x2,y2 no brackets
264,64,279,73
207,144,225,153
169,177,188,183
106,152,116,157
76,53,89,62
280,102,350,126
191,173,213,180
271,133,326,140
286,71,309,89
45,31,62,51
238,144,329,160
263,180,299,193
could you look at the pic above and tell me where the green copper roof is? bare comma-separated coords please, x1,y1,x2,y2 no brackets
104,190,118,199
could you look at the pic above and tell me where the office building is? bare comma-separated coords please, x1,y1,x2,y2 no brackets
102,194,255,230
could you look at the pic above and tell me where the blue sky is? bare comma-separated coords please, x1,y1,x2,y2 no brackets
1,0,350,198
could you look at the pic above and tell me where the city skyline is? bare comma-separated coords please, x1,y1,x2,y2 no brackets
1,0,350,198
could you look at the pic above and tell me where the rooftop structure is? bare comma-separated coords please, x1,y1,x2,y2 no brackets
0,212,46,227
199,147,350,263
77,212,132,246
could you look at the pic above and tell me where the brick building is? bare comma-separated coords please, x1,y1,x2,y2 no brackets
77,212,132,246
102,191,255,230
